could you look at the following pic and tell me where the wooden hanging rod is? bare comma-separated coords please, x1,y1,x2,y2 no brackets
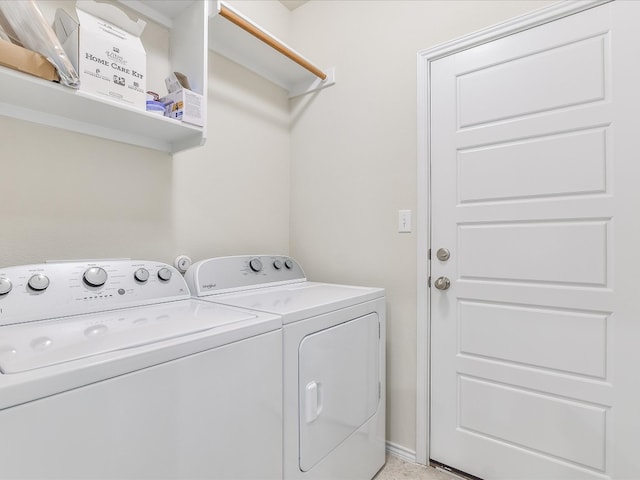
218,4,328,81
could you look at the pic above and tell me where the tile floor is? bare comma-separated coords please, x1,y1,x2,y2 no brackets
373,454,460,480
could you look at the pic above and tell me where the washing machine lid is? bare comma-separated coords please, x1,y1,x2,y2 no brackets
0,299,277,374
211,282,384,324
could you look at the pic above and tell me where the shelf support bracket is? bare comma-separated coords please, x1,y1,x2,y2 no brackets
288,66,336,99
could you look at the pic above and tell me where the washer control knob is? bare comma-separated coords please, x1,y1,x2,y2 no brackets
157,268,172,282
83,267,107,288
134,268,150,283
0,278,12,295
273,259,283,270
28,274,50,291
249,258,263,272
284,259,294,269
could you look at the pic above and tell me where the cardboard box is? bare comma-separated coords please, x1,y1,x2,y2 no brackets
54,1,146,109
161,88,204,127
0,40,59,82
165,71,191,93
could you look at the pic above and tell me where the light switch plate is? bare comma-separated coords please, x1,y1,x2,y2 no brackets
398,210,411,233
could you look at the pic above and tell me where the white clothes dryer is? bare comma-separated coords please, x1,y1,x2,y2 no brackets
0,259,282,480
185,255,386,480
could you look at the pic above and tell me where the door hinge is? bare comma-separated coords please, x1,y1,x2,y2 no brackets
428,276,431,288
378,381,382,400
428,248,431,260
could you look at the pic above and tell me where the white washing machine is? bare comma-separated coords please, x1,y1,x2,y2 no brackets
0,259,282,480
185,255,386,480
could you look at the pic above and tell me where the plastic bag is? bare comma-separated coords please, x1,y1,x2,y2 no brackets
0,24,9,43
0,0,78,87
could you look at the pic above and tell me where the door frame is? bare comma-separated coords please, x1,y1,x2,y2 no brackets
415,0,610,466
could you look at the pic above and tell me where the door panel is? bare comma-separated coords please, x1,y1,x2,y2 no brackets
459,376,607,471
457,128,607,204
457,34,606,128
430,2,640,478
459,301,607,378
458,220,609,285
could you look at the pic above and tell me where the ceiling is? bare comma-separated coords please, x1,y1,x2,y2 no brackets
279,0,308,11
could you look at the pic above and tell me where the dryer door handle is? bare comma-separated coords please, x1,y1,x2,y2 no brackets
305,381,323,423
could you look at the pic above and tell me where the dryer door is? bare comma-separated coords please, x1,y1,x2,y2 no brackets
298,313,380,471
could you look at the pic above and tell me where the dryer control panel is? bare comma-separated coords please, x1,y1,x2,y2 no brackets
185,255,306,297
0,260,190,326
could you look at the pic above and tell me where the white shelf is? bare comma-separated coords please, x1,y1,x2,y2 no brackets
208,1,335,98
0,67,203,153
117,0,197,29
0,0,333,153
0,0,207,154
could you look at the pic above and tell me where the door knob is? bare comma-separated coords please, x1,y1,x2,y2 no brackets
436,248,450,261
434,276,450,291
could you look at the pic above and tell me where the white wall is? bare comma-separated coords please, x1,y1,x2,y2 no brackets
289,0,554,455
172,0,293,260
173,51,291,259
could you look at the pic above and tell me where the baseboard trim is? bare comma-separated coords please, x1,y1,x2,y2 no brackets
385,441,418,464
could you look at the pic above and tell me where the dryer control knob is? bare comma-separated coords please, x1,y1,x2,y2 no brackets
28,274,50,291
0,278,12,295
134,268,150,283
83,267,107,288
158,268,172,282
249,258,263,272
284,259,294,269
273,259,283,270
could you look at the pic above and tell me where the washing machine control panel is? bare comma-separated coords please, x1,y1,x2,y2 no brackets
0,260,190,327
185,255,306,297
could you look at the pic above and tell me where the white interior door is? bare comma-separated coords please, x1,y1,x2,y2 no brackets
429,2,640,478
